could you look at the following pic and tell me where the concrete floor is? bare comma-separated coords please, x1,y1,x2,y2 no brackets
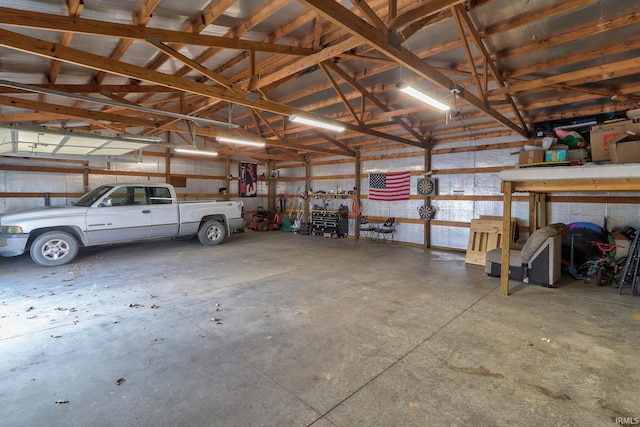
1,231,639,427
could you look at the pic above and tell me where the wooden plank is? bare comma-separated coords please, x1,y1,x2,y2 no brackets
512,178,640,193
465,217,515,266
501,181,513,296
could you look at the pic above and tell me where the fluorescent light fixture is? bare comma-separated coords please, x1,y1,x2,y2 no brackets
554,120,597,130
174,148,218,157
119,135,164,143
215,136,266,147
0,79,238,128
289,115,345,132
397,83,450,111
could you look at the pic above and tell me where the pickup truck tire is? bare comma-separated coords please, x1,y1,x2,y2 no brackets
30,231,79,267
198,220,226,246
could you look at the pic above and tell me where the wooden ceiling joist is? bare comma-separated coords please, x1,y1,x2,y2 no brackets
300,0,529,138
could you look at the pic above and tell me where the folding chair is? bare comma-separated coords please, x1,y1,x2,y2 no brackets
358,215,376,241
375,217,396,244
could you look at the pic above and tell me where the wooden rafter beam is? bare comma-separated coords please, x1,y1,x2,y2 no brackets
388,0,465,30
479,0,599,39
451,6,484,98
248,38,361,90
47,0,84,84
0,28,412,152
319,63,361,125
315,131,355,155
490,57,640,97
352,0,388,32
0,84,178,94
250,109,303,160
313,15,323,50
508,38,640,80
452,4,527,132
300,0,528,138
0,94,160,128
145,36,237,91
0,7,312,56
322,61,428,146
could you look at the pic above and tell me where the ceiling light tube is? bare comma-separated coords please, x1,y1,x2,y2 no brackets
289,115,345,132
397,83,450,111
0,79,238,128
174,148,218,157
215,136,265,147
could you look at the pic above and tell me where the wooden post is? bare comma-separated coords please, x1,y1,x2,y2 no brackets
224,155,231,201
388,0,397,19
355,150,361,239
267,160,275,211
304,156,311,217
538,193,547,228
82,161,89,193
165,131,171,185
165,147,171,184
501,180,513,296
528,192,536,234
424,147,431,249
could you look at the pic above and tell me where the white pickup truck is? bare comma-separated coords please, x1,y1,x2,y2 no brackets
0,183,245,267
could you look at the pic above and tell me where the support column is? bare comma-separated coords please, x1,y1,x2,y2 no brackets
304,156,311,217
501,181,513,296
538,193,547,228
165,147,171,184
224,155,231,201
267,160,275,211
423,148,431,249
355,150,361,239
165,132,171,185
83,161,89,193
528,192,536,234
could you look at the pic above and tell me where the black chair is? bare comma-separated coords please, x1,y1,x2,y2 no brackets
375,217,396,244
358,215,376,240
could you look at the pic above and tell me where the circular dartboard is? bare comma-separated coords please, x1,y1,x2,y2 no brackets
417,178,435,196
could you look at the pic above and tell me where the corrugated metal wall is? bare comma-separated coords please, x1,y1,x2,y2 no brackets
4,134,640,250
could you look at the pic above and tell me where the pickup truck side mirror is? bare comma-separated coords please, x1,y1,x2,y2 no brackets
100,198,113,207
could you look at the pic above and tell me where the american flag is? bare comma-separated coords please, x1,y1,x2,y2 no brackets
369,171,411,201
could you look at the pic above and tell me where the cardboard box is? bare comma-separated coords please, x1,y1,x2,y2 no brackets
609,139,640,164
544,144,568,162
545,149,567,162
567,148,588,163
527,137,557,149
589,120,640,161
519,150,544,165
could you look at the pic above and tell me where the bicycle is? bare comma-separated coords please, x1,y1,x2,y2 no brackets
581,241,625,287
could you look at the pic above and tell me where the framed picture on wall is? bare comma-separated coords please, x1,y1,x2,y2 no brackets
239,162,258,197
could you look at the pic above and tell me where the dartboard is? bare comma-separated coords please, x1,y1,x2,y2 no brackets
417,177,435,196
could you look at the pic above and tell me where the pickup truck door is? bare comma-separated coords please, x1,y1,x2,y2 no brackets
147,186,179,238
85,186,152,244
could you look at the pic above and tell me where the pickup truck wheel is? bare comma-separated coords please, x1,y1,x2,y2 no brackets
30,231,79,267
198,220,226,246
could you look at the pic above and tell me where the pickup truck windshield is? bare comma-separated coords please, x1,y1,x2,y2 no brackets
73,185,113,207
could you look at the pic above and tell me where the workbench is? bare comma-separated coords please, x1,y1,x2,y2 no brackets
498,163,640,295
